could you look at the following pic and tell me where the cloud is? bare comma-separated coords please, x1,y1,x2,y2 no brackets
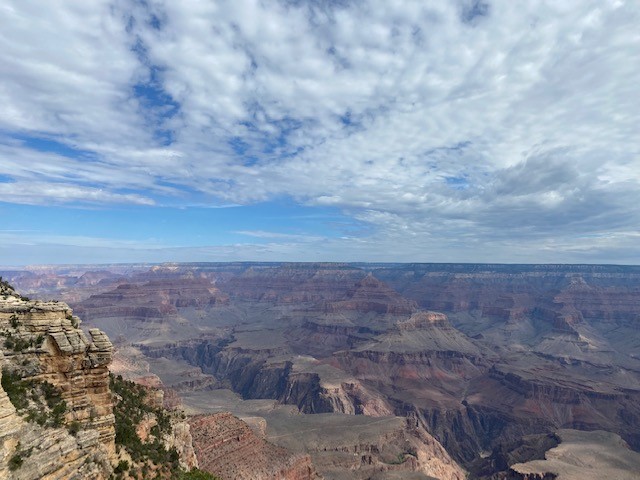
0,182,155,206
235,230,325,241
0,230,164,249
0,0,638,262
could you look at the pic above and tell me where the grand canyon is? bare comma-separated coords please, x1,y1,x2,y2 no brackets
1,262,639,479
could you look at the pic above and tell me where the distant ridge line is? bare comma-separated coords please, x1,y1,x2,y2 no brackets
3,262,640,274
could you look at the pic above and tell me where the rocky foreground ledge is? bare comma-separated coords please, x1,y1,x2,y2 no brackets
0,281,208,479
0,283,117,479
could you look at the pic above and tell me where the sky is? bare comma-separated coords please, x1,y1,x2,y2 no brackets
0,0,639,265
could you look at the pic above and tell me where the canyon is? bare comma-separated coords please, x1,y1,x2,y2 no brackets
0,278,212,479
1,262,639,479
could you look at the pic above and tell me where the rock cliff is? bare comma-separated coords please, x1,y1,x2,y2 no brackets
189,412,319,480
5,263,640,478
509,429,640,480
0,281,204,480
322,274,418,315
0,281,115,479
221,264,366,303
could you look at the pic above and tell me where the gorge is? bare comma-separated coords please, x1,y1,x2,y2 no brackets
1,263,639,479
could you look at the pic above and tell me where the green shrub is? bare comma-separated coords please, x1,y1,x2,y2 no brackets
114,460,130,473
8,452,23,471
8,442,32,471
68,421,81,435
3,333,41,352
108,375,217,478
1,369,29,410
1,370,67,427
110,374,183,475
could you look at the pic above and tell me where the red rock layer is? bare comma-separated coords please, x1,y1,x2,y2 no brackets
189,413,319,480
76,277,229,321
221,265,366,303
323,274,418,314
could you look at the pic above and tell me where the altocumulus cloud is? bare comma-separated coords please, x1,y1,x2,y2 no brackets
0,0,639,263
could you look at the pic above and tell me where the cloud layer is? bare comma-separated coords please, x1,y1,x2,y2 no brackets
0,0,638,263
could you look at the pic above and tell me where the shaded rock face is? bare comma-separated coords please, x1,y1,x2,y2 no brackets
189,413,319,480
468,432,560,479
0,289,116,479
142,342,363,415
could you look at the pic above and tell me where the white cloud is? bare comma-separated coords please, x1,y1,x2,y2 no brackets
235,230,325,241
0,182,154,206
0,0,638,262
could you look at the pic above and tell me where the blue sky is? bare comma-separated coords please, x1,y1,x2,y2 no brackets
0,1,639,265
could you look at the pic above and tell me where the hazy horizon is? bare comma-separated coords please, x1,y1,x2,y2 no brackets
1,1,638,265
3,260,640,269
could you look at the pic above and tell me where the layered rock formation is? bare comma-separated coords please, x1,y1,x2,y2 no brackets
266,413,466,480
322,274,418,315
6,263,640,478
221,264,366,303
77,278,229,321
74,277,230,343
0,281,203,479
0,283,115,479
189,412,319,480
509,429,640,480
124,264,640,472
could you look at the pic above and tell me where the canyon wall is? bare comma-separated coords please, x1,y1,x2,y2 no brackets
190,412,319,480
4,263,640,478
0,284,115,479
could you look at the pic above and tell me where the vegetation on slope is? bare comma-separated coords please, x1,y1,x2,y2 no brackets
0,281,215,479
110,374,217,480
0,276,12,294
0,276,29,300
1,368,67,428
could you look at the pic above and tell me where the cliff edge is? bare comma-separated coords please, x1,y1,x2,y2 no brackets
0,279,207,480
0,279,115,479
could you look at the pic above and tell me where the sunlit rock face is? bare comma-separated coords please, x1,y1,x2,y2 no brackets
189,412,320,480
220,264,368,304
0,285,115,479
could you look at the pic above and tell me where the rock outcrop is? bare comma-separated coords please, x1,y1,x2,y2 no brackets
322,274,418,315
0,284,115,479
266,413,466,480
0,282,202,479
509,429,640,480
189,412,319,480
220,264,367,304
